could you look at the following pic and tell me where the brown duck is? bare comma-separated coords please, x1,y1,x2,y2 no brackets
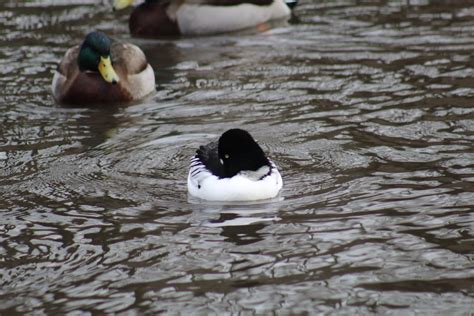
52,31,155,105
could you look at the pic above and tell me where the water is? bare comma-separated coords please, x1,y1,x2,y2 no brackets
1,0,474,314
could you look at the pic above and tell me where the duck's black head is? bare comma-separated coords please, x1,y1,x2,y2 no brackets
218,129,270,178
78,31,119,84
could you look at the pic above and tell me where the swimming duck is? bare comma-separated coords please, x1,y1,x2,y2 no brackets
52,31,155,105
188,129,283,201
113,0,293,37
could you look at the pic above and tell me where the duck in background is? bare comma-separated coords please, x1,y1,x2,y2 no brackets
188,129,283,201
113,0,298,37
52,31,155,105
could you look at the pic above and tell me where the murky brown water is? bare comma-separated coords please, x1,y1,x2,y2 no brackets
1,0,474,314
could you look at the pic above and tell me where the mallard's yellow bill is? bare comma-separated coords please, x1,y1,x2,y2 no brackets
113,0,135,10
98,56,120,84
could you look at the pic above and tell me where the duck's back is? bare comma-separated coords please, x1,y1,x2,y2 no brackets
196,141,225,178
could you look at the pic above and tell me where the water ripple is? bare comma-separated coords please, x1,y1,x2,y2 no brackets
1,0,474,314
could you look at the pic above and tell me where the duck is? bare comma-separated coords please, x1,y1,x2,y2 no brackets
52,31,155,105
113,0,295,37
187,129,283,201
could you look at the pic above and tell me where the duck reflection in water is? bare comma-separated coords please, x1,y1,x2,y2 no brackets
207,210,280,245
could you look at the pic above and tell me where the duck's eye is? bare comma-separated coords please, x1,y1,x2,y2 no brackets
224,154,230,159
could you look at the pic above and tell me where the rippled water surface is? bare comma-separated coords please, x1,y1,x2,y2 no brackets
1,0,474,314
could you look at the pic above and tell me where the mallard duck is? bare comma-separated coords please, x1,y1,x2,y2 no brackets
113,0,294,37
188,129,283,201
52,31,155,105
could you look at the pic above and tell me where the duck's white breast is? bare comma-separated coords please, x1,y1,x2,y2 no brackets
127,64,156,100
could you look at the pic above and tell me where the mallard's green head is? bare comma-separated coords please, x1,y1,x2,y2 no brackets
78,31,119,84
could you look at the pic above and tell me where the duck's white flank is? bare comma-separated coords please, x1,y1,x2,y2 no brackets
187,158,283,201
51,70,65,101
127,64,155,100
51,47,76,101
175,0,291,35
118,43,156,100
